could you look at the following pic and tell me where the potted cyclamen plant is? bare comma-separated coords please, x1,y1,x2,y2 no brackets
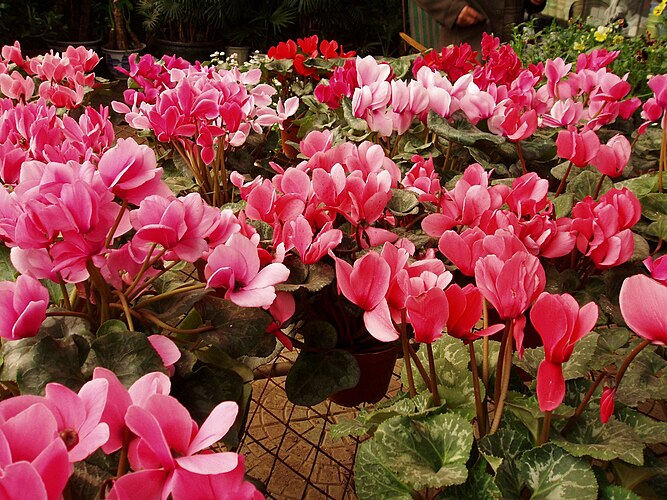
0,43,285,498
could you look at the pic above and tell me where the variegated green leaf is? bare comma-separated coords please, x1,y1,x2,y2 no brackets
374,413,474,490
562,333,599,380
599,484,642,500
590,327,631,370
437,460,501,499
616,408,667,445
354,439,416,500
478,428,532,472
616,346,667,406
553,411,645,466
519,444,598,499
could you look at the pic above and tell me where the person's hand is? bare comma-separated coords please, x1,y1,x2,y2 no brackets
455,5,485,27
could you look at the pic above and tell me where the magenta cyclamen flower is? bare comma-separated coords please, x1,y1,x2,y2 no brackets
530,292,598,411
0,274,48,340
205,233,290,308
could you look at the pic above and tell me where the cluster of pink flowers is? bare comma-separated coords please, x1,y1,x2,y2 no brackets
0,41,99,108
0,99,113,184
0,134,290,340
0,369,260,499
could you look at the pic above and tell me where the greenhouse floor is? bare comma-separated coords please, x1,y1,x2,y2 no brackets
94,79,405,499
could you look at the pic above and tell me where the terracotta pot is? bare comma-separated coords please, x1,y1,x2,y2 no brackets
329,343,400,407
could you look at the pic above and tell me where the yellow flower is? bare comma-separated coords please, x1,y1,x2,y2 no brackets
654,0,666,16
593,26,612,42
574,41,586,51
612,35,624,45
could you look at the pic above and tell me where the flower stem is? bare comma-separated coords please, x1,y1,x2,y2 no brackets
113,291,134,331
46,311,91,320
138,309,214,334
593,174,607,199
516,141,527,175
133,282,207,310
482,299,490,388
469,341,486,437
490,320,514,435
401,310,417,397
104,200,128,248
56,272,71,310
554,161,573,197
116,428,130,477
539,410,552,445
407,342,432,390
426,343,441,406
562,371,605,435
615,338,652,387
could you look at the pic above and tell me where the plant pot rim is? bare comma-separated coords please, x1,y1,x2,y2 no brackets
101,43,146,54
155,38,224,47
43,36,103,45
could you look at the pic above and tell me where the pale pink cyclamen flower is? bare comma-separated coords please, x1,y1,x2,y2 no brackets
530,292,598,411
285,216,342,265
0,274,49,340
474,249,545,357
0,379,110,462
504,172,549,218
619,274,667,346
205,233,290,308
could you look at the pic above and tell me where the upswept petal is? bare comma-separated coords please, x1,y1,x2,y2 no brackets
619,274,667,345
124,405,175,470
188,401,238,455
175,452,239,475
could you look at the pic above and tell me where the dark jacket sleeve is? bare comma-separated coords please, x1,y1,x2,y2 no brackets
412,0,471,29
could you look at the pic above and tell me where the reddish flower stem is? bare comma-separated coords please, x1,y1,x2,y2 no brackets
426,343,441,406
554,161,573,197
469,341,486,437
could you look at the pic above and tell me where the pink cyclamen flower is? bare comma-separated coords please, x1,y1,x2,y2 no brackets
108,396,241,499
0,403,71,500
619,274,667,346
444,283,504,340
530,292,598,411
555,128,601,167
0,274,49,340
97,138,172,205
92,368,171,454
643,255,667,285
331,250,398,342
591,134,631,178
0,379,110,463
205,233,290,308
474,250,545,356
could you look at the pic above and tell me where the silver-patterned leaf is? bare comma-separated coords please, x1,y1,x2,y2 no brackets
615,407,667,445
519,444,598,499
374,413,474,490
553,411,645,466
354,439,415,500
